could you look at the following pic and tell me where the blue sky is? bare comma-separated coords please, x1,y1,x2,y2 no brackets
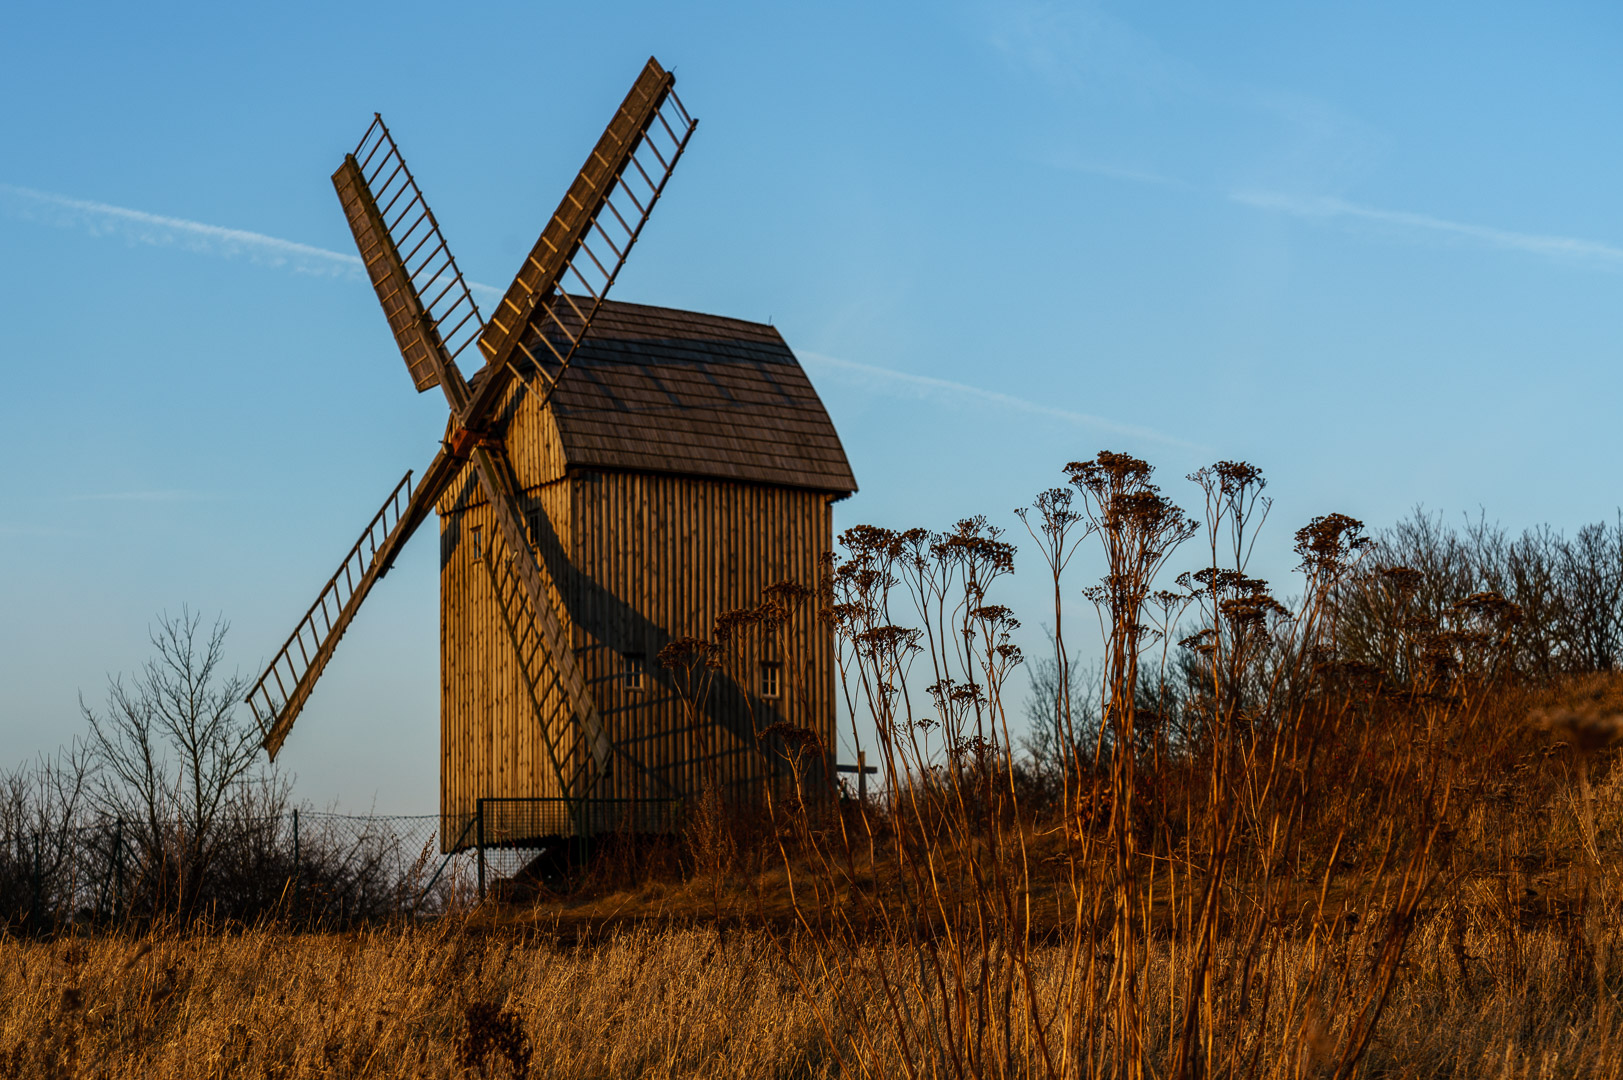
4,2,1621,812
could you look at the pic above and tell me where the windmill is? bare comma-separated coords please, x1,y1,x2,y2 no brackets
246,58,856,844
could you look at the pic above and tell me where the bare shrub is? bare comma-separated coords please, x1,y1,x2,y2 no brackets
79,607,262,915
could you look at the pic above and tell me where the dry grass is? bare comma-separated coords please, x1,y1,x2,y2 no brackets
0,727,1619,1078
0,924,835,1079
3,906,1623,1079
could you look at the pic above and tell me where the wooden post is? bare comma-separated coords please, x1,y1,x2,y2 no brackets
476,799,487,902
113,818,124,923
292,808,301,917
858,750,868,805
30,832,41,929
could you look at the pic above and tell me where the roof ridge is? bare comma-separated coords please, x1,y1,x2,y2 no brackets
559,294,783,338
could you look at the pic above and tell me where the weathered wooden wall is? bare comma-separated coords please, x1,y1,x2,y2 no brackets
437,377,839,845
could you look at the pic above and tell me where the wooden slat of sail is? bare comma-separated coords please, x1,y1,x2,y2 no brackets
462,57,690,431
247,471,416,758
334,157,438,391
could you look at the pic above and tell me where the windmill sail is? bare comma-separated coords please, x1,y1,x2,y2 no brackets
334,115,482,401
247,470,416,757
464,57,697,426
482,518,600,803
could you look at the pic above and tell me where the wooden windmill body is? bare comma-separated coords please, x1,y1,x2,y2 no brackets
244,59,856,845
440,300,854,841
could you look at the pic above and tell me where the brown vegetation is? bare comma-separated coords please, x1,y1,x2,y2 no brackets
7,453,1623,1078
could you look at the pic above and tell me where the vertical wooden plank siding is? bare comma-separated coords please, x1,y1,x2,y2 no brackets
569,468,836,813
437,378,839,847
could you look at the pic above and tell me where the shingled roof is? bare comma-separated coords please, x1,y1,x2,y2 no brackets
528,298,857,496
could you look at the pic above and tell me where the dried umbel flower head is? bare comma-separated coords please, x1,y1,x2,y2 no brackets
1186,459,1266,499
1178,628,1217,654
1219,591,1289,630
1294,512,1370,578
658,636,721,671
1068,450,1154,492
1186,567,1268,599
760,720,823,754
757,579,814,631
1016,486,1084,542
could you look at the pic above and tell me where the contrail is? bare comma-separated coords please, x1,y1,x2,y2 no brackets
0,183,504,298
1232,189,1623,267
799,351,1207,452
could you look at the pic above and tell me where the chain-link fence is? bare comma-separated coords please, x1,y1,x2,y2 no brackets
0,798,686,932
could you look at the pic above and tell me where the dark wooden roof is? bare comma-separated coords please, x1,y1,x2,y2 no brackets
526,299,857,495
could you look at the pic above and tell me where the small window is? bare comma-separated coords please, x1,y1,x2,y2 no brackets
760,661,782,700
624,652,645,692
470,525,482,558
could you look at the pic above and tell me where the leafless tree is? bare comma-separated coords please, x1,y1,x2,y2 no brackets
80,607,264,910
1020,639,1098,775
1337,509,1623,684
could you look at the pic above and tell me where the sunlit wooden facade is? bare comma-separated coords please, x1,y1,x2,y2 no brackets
435,300,856,841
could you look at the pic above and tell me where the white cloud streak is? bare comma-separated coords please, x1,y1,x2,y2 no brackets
800,351,1206,452
1,183,365,276
0,183,504,298
1232,189,1623,268
986,5,1617,271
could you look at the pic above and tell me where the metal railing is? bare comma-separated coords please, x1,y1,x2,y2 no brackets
464,797,682,900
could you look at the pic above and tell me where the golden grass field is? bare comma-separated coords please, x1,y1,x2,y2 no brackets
3,906,1622,1079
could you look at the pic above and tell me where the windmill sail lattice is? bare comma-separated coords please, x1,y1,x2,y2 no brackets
464,58,696,423
466,442,613,774
246,471,415,756
334,116,485,396
481,517,597,801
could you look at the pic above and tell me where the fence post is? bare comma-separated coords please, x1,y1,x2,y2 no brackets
30,831,41,930
476,800,486,903
292,808,301,918
858,749,868,805
113,818,124,923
